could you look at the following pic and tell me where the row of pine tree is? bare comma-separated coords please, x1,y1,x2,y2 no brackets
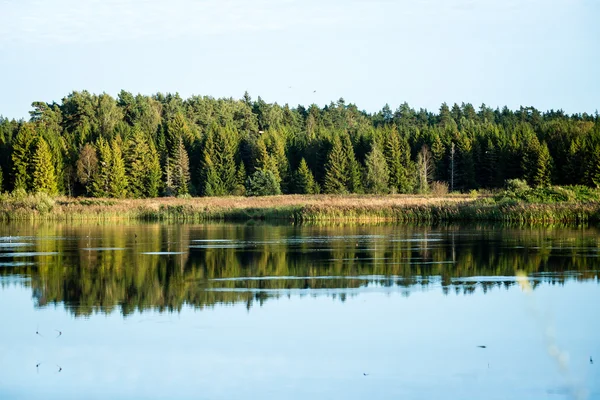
0,90,599,197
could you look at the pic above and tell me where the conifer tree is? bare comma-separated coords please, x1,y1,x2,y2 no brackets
91,136,112,197
587,144,600,188
32,137,58,195
109,137,128,198
126,129,161,198
384,127,413,193
0,166,3,192
532,141,552,187
170,137,190,196
324,135,348,194
341,132,362,193
199,128,223,196
213,124,237,193
364,143,389,194
294,158,318,194
234,163,247,195
12,123,36,191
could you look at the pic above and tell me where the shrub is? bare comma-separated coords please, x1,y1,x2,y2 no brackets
245,169,281,196
430,181,449,196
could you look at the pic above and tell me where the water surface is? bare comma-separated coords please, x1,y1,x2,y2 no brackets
0,223,598,399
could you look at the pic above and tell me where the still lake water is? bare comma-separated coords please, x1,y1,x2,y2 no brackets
0,222,598,400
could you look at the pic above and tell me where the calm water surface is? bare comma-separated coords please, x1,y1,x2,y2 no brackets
0,222,598,400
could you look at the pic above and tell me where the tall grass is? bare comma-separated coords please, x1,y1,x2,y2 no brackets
0,191,598,225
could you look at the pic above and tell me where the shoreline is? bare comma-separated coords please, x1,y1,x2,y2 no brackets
1,194,599,225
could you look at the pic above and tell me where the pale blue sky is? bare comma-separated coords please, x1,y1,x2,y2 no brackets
0,0,598,119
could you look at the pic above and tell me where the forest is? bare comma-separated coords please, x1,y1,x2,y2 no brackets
0,90,599,198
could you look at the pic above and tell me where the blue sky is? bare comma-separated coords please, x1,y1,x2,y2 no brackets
0,0,598,119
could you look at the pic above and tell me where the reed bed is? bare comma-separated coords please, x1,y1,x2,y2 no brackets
0,192,599,225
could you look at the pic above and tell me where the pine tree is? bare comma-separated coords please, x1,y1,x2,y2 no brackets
32,137,58,195
294,158,318,194
364,143,389,194
12,123,36,191
324,135,348,194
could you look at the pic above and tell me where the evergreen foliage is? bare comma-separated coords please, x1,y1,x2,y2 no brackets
31,137,58,194
365,143,389,194
0,91,598,197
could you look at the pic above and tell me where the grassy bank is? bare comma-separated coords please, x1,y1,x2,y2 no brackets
1,185,600,225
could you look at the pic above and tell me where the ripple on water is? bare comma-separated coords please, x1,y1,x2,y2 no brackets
81,247,127,251
0,252,57,257
0,242,34,248
0,261,37,267
141,252,187,255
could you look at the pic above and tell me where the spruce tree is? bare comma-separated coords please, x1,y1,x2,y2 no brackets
12,123,36,191
91,136,112,197
146,141,162,198
200,129,224,196
126,129,161,198
587,144,600,188
0,166,3,192
109,137,128,198
364,143,389,194
234,163,247,195
533,142,552,187
213,124,237,193
341,132,362,193
32,137,58,195
171,137,190,196
294,158,318,194
324,135,348,194
384,127,413,193
126,129,151,198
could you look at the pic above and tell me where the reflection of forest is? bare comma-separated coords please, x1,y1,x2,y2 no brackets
1,223,599,316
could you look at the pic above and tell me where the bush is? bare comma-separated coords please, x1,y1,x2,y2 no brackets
505,179,529,193
245,170,281,196
430,181,449,196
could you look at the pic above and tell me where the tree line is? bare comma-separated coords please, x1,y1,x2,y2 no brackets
0,90,599,197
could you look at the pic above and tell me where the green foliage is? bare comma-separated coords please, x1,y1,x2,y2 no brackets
12,123,36,191
293,158,319,194
1,90,599,197
364,143,389,194
109,137,128,198
324,135,348,194
32,137,58,195
166,137,190,196
126,128,161,198
246,169,281,196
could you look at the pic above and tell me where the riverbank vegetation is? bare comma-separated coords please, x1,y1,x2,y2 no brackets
1,184,599,224
1,91,599,200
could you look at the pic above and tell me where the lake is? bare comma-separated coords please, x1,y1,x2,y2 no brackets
0,222,598,400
